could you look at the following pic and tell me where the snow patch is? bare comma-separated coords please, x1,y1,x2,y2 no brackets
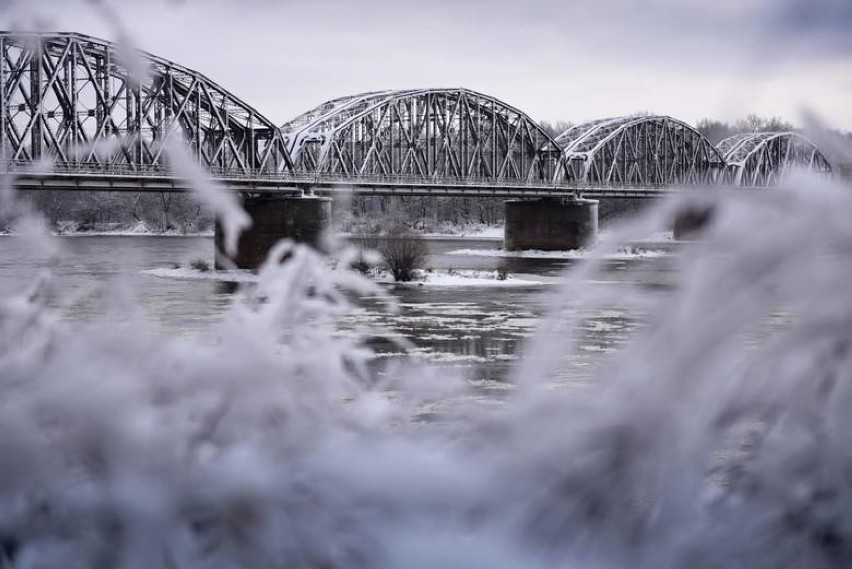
54,220,213,237
379,269,543,287
340,225,503,240
464,225,504,238
409,350,490,364
599,229,674,243
426,225,503,239
142,267,257,283
446,247,669,260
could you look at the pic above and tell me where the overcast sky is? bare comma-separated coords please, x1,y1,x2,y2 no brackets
3,0,852,131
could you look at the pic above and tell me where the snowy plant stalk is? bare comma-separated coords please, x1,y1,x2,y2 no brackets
2,159,852,569
3,3,852,568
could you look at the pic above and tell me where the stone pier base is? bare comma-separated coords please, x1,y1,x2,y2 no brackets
215,195,332,270
504,197,598,251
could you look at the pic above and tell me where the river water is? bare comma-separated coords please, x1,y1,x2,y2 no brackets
0,234,675,387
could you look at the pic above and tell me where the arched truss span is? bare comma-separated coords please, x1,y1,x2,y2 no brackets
281,88,563,182
555,115,725,186
717,132,832,186
0,32,291,174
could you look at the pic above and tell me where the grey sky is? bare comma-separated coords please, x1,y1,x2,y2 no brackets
4,0,852,130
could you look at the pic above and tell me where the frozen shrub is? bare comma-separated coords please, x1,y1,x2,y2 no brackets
380,233,427,282
496,262,509,281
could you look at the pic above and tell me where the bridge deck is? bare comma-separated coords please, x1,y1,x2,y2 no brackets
6,166,693,199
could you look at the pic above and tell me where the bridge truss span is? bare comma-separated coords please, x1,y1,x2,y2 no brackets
1,31,836,197
717,131,833,186
0,31,292,176
556,115,725,186
281,88,564,184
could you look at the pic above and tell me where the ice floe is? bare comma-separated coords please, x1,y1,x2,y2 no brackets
446,248,669,260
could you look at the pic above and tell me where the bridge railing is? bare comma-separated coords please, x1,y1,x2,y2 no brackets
290,172,570,189
1,159,707,193
1,160,572,187
3,160,172,177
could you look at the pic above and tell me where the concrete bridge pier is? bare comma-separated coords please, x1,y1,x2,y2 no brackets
215,194,332,270
504,197,599,251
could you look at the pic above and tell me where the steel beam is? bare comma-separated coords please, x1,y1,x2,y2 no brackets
0,31,293,178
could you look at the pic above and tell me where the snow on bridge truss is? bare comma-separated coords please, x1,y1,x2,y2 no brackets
280,88,563,183
555,115,725,186
717,132,833,186
0,32,291,175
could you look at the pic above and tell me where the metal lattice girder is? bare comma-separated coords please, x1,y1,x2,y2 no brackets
717,132,833,186
281,88,564,183
555,115,725,186
0,31,292,174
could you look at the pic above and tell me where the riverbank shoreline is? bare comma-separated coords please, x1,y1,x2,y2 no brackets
0,226,678,256
1,226,505,239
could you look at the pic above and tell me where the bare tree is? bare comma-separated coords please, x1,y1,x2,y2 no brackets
539,120,574,139
698,115,796,145
696,119,738,145
735,114,793,134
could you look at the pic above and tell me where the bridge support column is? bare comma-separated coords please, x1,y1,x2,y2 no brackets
504,197,598,251
215,195,332,270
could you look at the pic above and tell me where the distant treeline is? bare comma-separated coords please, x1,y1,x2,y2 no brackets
540,114,801,143
694,115,794,144
5,190,212,234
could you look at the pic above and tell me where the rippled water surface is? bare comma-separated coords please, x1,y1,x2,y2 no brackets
0,234,674,383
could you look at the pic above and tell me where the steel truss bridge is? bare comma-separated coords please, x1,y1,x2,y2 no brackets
0,31,836,198
717,132,833,186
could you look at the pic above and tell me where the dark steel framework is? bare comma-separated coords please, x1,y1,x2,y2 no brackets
0,31,835,196
555,116,725,186
281,88,563,183
0,31,291,174
717,132,833,186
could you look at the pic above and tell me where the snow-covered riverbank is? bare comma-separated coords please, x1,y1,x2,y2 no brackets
446,247,670,260
3,222,676,246
0,220,213,237
339,224,504,241
6,221,500,239
54,220,213,237
378,269,543,287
